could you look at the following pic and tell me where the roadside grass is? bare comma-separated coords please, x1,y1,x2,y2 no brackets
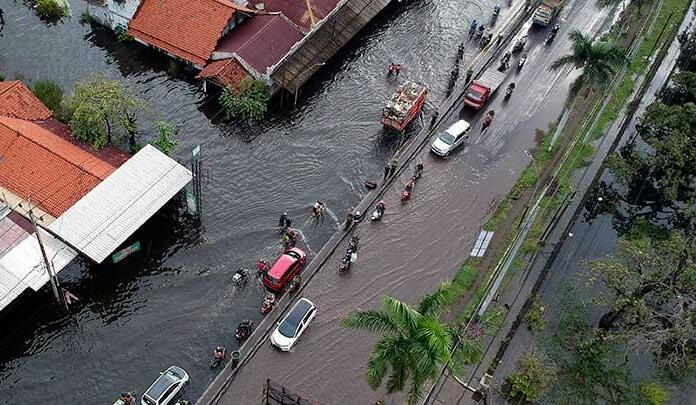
590,0,692,140
445,259,480,304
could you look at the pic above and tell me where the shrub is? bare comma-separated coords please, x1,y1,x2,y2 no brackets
31,79,63,116
506,353,555,402
152,121,180,155
639,382,670,405
35,0,68,21
79,10,92,25
219,76,270,122
523,300,546,333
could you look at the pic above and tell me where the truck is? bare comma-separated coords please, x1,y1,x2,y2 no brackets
532,0,563,26
381,81,429,131
463,69,507,110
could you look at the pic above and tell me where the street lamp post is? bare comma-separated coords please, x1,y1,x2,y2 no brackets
294,63,325,107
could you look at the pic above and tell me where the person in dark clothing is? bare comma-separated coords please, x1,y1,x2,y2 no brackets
389,159,398,177
284,216,292,229
465,68,474,83
278,212,287,228
344,211,353,230
457,43,465,61
384,163,391,180
0,8,5,35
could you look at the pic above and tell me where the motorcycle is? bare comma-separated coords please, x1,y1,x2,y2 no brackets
339,253,352,273
413,164,424,181
492,5,500,19
348,233,359,252
512,35,527,53
482,110,495,130
518,54,527,70
505,83,515,99
235,320,253,341
498,52,511,71
371,204,385,221
115,392,137,405
387,63,402,76
211,346,226,369
261,293,276,314
400,189,411,202
232,267,249,285
288,275,302,293
546,24,560,44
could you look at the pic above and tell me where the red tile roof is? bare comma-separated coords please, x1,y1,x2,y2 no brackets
128,0,254,67
0,81,53,121
0,117,119,217
215,14,303,74
198,58,250,88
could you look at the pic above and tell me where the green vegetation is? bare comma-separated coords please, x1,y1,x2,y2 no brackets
31,79,64,118
219,76,270,122
152,121,180,155
35,0,68,21
342,283,476,404
65,74,147,151
639,382,671,405
506,353,555,402
79,10,92,25
523,300,545,333
550,30,625,89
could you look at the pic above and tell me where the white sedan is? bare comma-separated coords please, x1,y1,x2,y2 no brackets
270,298,317,351
141,366,189,405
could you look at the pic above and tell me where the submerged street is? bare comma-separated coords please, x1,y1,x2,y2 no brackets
207,0,619,403
0,0,506,403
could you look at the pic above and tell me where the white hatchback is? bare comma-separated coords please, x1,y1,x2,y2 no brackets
270,298,317,351
141,366,189,405
430,119,471,157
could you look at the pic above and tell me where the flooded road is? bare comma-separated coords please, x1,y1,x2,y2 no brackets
0,0,514,403
213,0,618,403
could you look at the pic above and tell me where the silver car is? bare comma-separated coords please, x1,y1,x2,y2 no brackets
270,298,317,351
430,120,471,157
141,366,189,405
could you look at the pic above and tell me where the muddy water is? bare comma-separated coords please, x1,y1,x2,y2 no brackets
0,0,524,403
217,0,618,403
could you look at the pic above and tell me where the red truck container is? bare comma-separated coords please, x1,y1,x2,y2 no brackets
381,81,429,131
463,69,507,110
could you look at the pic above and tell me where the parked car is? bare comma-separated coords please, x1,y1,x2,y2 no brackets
430,120,471,157
262,247,307,292
270,298,317,351
141,366,189,405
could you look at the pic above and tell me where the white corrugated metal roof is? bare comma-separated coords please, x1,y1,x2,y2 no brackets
48,145,192,263
0,228,76,311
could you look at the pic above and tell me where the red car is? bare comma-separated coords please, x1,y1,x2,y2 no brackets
262,248,307,292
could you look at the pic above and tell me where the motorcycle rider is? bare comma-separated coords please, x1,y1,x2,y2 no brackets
493,4,501,16
376,200,386,215
213,346,225,360
507,82,516,93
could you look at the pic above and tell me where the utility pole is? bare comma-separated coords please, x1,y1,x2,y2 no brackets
28,208,67,311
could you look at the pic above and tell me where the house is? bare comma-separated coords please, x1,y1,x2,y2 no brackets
0,81,192,312
86,0,142,32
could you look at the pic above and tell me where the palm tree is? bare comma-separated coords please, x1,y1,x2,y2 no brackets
342,284,457,404
550,30,625,88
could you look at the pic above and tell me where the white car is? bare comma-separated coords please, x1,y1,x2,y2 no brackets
430,119,471,157
141,366,189,405
270,298,317,351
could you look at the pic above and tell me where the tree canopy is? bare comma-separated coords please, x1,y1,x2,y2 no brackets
589,232,696,372
65,74,146,150
342,284,461,404
551,30,624,88
219,76,270,123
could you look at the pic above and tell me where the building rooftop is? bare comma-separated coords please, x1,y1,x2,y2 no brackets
0,81,53,121
0,116,120,217
128,0,254,67
250,0,340,31
198,58,249,88
215,13,304,76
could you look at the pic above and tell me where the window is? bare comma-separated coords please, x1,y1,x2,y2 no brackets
161,384,178,401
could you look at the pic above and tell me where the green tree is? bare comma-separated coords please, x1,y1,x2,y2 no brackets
506,353,555,402
152,121,180,155
588,233,696,372
65,74,146,151
31,79,63,117
35,0,68,21
550,30,624,88
342,284,460,404
219,76,270,122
